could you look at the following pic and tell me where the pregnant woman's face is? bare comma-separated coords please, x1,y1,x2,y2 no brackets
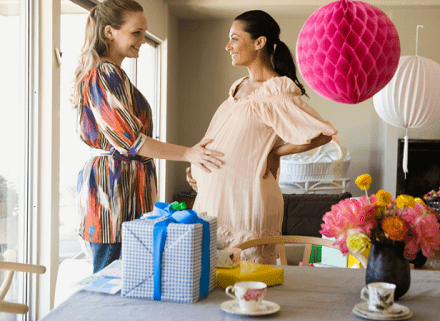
225,20,258,67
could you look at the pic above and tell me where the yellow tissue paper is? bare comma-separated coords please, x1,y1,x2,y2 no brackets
216,260,284,289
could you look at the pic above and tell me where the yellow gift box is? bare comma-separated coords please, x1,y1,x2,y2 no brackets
216,260,284,289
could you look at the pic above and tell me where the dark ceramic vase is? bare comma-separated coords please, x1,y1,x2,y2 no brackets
365,242,411,300
409,250,427,268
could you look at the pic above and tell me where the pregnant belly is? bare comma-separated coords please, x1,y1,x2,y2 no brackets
191,163,228,187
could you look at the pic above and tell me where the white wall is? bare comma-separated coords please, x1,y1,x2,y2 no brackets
167,6,440,199
164,8,182,201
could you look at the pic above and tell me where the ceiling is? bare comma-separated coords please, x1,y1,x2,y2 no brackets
0,0,89,16
1,1,439,18
165,0,440,19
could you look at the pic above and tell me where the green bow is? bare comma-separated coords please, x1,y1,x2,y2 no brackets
171,201,187,211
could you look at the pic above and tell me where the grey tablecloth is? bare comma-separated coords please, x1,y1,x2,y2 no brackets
40,267,440,321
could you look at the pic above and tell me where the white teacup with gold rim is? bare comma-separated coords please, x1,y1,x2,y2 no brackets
225,281,267,312
360,282,396,312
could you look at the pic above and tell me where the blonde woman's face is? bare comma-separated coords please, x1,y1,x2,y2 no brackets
106,11,148,63
225,20,258,67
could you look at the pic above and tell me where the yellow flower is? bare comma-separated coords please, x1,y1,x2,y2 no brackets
381,216,409,241
396,195,416,209
346,233,370,253
355,174,372,190
376,190,393,207
415,197,425,205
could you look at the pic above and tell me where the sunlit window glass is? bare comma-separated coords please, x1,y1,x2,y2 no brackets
59,3,89,262
0,0,26,316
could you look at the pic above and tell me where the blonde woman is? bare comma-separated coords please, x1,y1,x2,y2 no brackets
71,0,223,272
187,10,337,264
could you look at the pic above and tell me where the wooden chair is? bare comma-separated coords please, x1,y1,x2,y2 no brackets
233,235,338,266
0,262,46,314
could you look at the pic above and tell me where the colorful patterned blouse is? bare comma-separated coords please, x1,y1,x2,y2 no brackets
77,61,157,243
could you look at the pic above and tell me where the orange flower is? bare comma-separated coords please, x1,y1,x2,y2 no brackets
381,216,409,241
376,190,392,207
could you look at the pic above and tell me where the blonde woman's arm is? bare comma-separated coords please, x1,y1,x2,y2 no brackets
138,137,224,173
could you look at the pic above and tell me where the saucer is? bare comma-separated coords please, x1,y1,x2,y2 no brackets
353,302,413,320
220,300,281,316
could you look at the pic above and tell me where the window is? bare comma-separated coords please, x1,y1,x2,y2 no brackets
59,1,161,262
0,0,33,318
59,4,89,262
134,37,161,195
136,37,161,143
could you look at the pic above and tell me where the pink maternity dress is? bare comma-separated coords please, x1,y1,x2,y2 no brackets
192,76,338,264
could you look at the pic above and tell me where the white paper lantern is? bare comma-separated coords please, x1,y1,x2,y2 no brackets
373,55,440,174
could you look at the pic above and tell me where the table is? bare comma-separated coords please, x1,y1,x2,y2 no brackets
40,266,440,321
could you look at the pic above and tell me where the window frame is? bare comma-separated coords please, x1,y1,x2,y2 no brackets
5,0,39,319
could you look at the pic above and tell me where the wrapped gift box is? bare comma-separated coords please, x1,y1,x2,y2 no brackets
121,213,217,303
217,248,241,268
216,260,284,289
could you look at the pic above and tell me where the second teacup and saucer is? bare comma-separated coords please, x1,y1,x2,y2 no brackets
352,282,413,320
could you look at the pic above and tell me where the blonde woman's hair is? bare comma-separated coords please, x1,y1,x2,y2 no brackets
70,0,144,108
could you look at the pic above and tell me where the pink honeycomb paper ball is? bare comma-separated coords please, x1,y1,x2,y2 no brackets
296,0,401,104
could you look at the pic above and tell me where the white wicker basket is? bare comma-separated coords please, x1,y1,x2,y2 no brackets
279,139,351,185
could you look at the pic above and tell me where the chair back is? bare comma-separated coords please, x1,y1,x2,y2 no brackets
0,261,46,314
233,235,337,266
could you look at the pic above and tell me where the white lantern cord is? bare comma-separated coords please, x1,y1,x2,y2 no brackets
403,26,422,178
415,25,423,57
403,130,408,178
402,26,422,177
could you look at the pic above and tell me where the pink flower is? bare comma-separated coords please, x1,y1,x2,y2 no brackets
320,196,378,255
243,289,265,301
401,204,440,260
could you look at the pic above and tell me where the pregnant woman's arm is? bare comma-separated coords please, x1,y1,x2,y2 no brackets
263,134,332,179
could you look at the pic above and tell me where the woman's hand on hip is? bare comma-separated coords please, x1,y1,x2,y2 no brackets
186,138,224,173
264,149,280,179
186,167,198,192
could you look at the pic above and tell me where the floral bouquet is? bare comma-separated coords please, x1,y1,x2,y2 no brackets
320,174,440,267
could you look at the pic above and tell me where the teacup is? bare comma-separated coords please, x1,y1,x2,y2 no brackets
225,281,267,312
360,282,396,312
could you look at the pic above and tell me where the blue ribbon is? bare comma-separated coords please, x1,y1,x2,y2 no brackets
143,202,211,301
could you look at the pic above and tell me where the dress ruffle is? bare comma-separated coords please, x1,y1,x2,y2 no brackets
229,76,302,101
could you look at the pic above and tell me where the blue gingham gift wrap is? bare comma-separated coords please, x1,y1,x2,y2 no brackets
121,213,217,303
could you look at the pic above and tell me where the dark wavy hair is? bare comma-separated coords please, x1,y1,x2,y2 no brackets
235,10,308,97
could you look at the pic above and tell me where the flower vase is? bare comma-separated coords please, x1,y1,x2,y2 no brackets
365,241,410,300
409,250,427,268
